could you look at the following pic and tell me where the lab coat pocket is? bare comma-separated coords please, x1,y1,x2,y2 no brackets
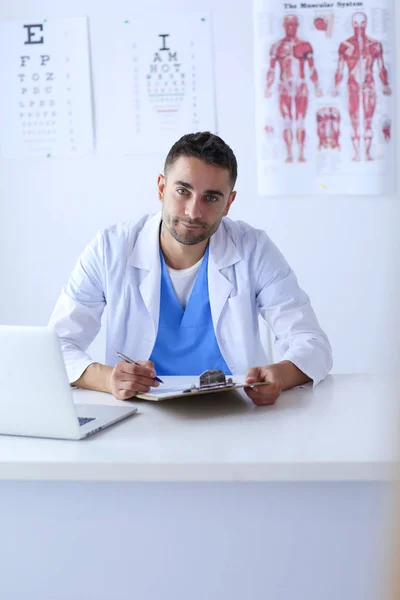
219,295,266,373
225,294,253,345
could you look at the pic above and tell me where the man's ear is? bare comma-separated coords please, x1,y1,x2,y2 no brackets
224,190,236,216
157,174,165,202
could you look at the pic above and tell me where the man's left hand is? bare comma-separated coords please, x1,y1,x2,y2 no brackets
244,365,283,406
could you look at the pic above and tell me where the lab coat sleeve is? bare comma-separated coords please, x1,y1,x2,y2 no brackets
255,233,333,386
49,230,106,384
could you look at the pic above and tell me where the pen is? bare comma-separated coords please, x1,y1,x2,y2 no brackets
115,351,164,384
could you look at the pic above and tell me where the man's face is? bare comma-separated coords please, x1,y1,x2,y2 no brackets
158,156,236,246
284,15,299,38
352,12,367,36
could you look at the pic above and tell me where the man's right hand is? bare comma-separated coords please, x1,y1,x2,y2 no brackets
106,360,160,400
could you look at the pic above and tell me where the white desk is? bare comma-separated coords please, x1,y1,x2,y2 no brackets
0,375,399,600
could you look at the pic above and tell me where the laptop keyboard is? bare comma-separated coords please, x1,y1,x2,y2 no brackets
78,417,96,427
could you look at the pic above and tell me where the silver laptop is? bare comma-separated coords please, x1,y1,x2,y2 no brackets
0,325,138,440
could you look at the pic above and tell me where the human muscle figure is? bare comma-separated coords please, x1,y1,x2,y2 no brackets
333,12,392,161
265,14,323,163
382,118,391,142
330,107,341,150
317,107,341,150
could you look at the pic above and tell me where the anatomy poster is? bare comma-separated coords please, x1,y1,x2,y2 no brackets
254,1,395,195
0,17,94,158
115,12,216,155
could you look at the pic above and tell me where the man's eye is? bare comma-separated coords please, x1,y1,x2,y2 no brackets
176,188,188,195
206,195,218,202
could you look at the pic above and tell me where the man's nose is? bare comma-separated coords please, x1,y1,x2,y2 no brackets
185,197,203,220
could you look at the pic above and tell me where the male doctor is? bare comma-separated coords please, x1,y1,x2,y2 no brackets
50,132,332,406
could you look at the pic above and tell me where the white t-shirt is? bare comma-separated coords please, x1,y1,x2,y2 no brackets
167,257,203,308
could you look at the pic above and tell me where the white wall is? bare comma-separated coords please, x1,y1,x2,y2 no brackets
1,0,399,374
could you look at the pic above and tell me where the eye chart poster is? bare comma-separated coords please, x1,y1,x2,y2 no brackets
253,0,395,196
0,17,94,158
115,12,216,155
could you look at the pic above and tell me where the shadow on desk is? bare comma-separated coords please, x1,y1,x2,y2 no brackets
141,379,326,421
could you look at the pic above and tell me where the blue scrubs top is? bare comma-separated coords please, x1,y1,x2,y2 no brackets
149,246,232,376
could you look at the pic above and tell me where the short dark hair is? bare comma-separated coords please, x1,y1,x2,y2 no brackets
164,131,238,188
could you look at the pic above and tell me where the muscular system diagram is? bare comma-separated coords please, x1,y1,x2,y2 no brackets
265,14,323,164
332,12,392,162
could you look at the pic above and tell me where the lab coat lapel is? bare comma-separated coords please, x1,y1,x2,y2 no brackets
208,220,241,328
129,212,162,334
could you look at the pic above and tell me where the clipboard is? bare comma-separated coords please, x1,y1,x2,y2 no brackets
135,369,271,402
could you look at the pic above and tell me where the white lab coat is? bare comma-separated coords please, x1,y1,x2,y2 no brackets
49,212,332,385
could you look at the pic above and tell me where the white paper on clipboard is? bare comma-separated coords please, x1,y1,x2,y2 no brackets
135,375,271,401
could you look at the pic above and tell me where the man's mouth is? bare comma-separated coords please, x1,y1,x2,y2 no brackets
179,221,204,230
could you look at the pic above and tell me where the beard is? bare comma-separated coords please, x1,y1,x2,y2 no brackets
162,213,221,246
